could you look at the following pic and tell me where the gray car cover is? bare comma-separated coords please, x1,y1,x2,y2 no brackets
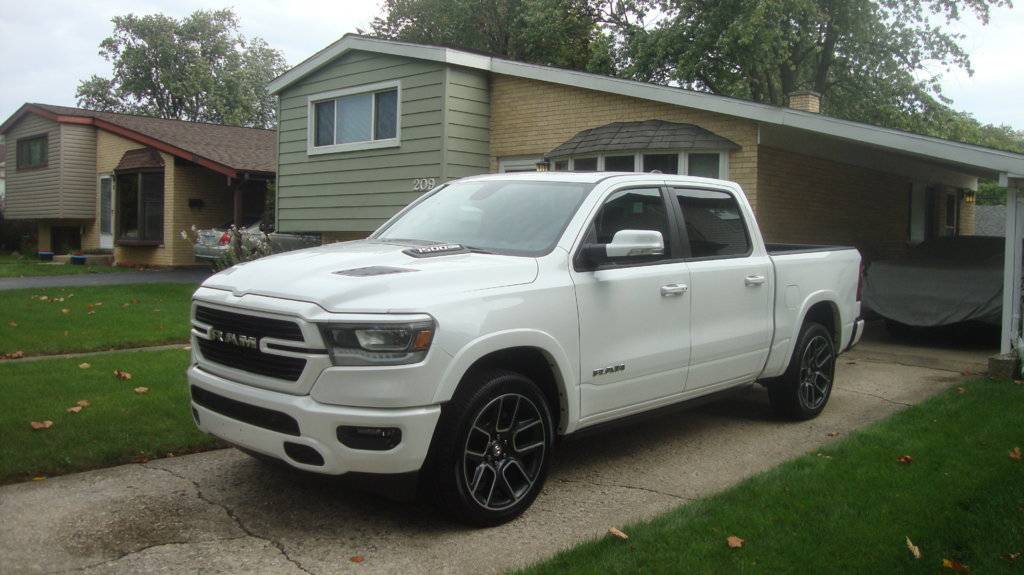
862,236,1003,327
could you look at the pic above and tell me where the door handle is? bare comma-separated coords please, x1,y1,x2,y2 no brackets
745,275,766,287
660,283,689,296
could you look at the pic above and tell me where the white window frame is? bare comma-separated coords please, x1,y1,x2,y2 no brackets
550,150,729,178
306,80,401,155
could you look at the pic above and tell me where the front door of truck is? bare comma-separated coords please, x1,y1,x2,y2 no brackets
571,186,692,420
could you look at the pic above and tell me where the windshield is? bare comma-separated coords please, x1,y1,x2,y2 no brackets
376,180,593,256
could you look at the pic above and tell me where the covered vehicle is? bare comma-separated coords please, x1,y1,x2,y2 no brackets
862,236,1003,327
193,219,320,263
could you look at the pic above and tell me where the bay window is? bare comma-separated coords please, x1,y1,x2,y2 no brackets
308,81,400,154
547,151,728,178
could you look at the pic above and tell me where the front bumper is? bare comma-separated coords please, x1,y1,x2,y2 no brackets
187,365,441,475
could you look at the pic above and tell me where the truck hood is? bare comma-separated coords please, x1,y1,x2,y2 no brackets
200,240,539,313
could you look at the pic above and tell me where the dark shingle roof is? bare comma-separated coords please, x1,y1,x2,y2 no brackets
27,104,276,174
547,120,740,158
115,147,165,171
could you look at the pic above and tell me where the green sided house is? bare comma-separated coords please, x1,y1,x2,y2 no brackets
267,34,1024,351
0,104,275,267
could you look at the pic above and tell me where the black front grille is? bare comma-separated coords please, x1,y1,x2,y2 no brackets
194,306,303,342
197,339,307,381
191,385,300,436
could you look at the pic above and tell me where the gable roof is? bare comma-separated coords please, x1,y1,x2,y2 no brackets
547,120,740,158
0,104,276,177
269,34,1024,179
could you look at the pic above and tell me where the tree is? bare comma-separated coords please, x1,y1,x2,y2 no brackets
603,0,1022,150
76,9,287,129
368,0,616,73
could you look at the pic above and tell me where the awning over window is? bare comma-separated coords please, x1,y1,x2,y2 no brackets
546,120,740,158
114,147,164,171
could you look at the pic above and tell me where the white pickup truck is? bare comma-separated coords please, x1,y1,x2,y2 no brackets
188,173,864,525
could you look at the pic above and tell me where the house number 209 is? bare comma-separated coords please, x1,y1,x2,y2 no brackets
412,178,437,191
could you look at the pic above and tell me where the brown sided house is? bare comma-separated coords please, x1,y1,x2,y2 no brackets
0,104,275,266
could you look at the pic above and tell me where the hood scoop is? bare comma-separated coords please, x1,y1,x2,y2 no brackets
333,266,417,277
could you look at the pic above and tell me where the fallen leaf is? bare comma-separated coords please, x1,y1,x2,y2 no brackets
942,558,970,573
76,400,91,407
63,330,69,337
897,455,914,464
30,420,54,430
152,308,161,312
86,304,95,311
87,311,95,315
66,405,83,413
94,302,102,306
1004,552,1020,563
827,432,840,437
1010,447,1022,461
182,345,192,351
608,527,629,540
956,387,966,395
61,308,70,315
350,556,365,564
7,321,16,328
121,303,130,308
32,476,46,481
113,370,133,380
39,295,49,301
960,369,972,377
726,535,745,549
2,350,26,360
131,298,140,304
131,453,149,464
906,537,921,559
133,386,149,394
79,362,91,369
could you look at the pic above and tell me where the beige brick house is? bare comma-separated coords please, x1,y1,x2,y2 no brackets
267,35,1021,265
0,104,275,266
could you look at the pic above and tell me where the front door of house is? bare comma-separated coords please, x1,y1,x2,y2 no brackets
99,175,113,249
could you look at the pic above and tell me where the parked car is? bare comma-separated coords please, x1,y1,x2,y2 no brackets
862,236,1003,329
193,219,320,263
187,173,863,526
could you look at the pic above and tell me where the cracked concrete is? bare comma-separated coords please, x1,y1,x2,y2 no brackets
0,350,971,574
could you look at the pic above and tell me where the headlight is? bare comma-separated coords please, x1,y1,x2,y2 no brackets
319,320,435,366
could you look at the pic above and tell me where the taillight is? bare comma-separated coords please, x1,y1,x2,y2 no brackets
218,232,231,246
856,261,865,302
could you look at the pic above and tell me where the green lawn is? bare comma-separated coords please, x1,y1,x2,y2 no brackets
0,349,220,484
1,283,196,356
0,254,132,278
522,378,1024,574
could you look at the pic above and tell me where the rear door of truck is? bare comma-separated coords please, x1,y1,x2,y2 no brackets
667,186,774,391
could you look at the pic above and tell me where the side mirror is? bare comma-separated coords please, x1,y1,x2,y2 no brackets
581,229,665,268
606,229,665,258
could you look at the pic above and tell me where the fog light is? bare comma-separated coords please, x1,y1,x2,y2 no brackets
337,426,402,451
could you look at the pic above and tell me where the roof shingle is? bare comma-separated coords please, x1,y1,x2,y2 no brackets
547,120,740,158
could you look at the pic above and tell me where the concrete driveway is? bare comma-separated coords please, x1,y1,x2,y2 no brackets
0,351,968,574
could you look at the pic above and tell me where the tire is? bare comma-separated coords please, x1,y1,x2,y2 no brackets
768,322,836,420
426,369,555,527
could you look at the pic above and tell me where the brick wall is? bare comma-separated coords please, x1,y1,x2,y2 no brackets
488,75,761,208
757,146,912,262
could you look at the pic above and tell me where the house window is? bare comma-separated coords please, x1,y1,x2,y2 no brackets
553,160,569,171
116,171,164,244
688,153,720,179
643,154,678,174
573,157,598,172
308,81,400,154
16,135,47,170
604,155,635,171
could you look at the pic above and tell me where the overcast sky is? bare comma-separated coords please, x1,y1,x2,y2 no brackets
1,0,1022,130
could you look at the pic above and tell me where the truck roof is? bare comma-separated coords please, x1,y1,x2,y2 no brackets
462,171,735,187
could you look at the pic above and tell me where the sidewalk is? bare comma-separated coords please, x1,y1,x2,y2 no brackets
0,269,212,291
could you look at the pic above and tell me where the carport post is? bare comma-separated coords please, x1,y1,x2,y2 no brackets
1000,174,1024,354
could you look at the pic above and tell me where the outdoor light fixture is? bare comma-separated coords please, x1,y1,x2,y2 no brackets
535,161,550,172
963,190,976,205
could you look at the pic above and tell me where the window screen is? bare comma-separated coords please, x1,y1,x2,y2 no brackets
337,93,373,144
374,89,398,140
573,157,598,171
604,155,635,171
673,188,750,258
314,101,334,146
643,154,678,174
589,188,671,262
687,153,720,178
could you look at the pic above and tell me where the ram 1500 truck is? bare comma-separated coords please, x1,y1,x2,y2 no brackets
188,173,863,525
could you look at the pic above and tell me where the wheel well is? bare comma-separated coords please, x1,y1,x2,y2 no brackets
804,301,840,347
460,347,565,432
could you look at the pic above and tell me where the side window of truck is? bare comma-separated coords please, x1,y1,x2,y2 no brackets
582,187,673,265
672,188,751,258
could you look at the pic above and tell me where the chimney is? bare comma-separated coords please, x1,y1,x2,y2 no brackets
787,90,821,113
